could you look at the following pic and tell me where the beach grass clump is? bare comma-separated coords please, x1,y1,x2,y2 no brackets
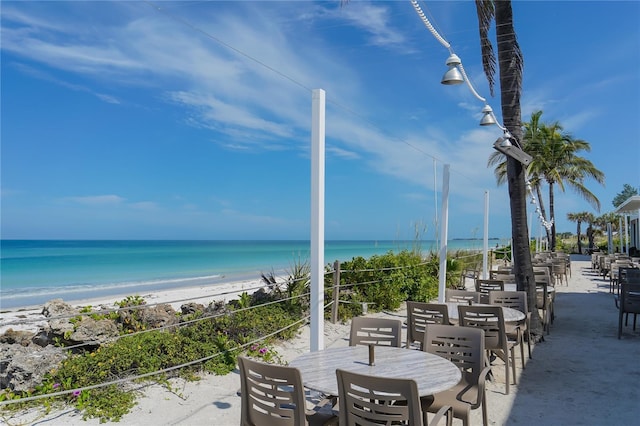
335,250,462,321
1,290,304,423
31,328,237,421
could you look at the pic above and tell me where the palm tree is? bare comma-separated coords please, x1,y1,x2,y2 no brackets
567,211,592,254
488,110,553,244
523,111,605,250
585,212,598,252
522,110,551,243
596,212,623,252
475,1,541,336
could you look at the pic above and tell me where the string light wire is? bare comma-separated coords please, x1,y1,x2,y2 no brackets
410,0,550,231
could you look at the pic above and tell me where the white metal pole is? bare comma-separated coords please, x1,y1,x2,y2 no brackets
438,165,450,303
482,190,489,280
625,215,629,254
619,217,623,254
511,238,514,265
434,159,439,249
529,211,533,250
310,89,325,352
637,208,640,250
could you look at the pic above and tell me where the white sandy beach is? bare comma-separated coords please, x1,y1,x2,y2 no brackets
0,277,270,335
2,255,640,425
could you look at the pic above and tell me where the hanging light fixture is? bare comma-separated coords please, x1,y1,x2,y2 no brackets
480,105,497,126
493,131,532,165
498,135,512,147
441,54,463,85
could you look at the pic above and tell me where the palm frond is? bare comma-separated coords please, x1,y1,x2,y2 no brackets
475,0,496,96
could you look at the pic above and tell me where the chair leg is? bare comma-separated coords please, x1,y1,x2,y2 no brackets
481,394,488,426
619,310,624,339
510,347,517,385
504,351,510,395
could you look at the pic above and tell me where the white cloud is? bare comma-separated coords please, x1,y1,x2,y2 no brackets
65,195,125,205
332,2,408,48
0,188,22,197
168,91,293,140
130,201,158,210
327,145,360,160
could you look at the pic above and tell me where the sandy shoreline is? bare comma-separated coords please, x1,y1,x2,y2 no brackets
0,276,276,335
3,256,640,425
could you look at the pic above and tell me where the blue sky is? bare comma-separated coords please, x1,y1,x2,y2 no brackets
1,1,639,241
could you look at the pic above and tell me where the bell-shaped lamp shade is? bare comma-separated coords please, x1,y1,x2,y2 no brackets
441,67,463,85
499,137,512,147
441,54,463,85
480,113,497,126
479,105,496,126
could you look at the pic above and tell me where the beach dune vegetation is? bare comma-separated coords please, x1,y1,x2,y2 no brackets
1,248,471,422
333,249,462,321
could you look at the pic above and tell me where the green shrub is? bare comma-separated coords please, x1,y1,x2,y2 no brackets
3,293,306,422
338,250,444,314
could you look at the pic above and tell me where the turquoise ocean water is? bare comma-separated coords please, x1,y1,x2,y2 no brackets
0,240,486,310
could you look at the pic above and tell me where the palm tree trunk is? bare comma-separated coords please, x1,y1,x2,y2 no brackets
587,222,595,250
576,220,582,254
535,185,551,243
494,1,542,336
549,182,556,250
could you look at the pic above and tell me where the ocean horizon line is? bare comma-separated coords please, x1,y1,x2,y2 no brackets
1,238,507,242
0,239,503,310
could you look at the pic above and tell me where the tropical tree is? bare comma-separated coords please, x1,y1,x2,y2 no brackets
584,212,598,251
566,211,593,254
475,1,541,337
522,111,605,250
521,110,551,242
488,110,553,244
595,212,624,252
344,0,541,336
612,183,639,208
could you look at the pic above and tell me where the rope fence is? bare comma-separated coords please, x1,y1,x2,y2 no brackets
0,247,503,408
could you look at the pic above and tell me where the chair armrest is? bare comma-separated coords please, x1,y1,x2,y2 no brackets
472,366,493,410
478,365,492,384
427,405,452,426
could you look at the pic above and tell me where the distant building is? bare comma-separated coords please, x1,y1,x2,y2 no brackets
614,195,640,255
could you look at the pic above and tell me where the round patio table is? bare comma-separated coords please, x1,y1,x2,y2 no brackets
444,302,526,323
289,345,461,398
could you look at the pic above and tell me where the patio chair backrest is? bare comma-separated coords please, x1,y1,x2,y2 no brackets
488,290,528,313
618,282,640,339
406,301,449,349
349,317,402,347
238,356,307,426
423,324,485,394
336,368,424,425
445,289,482,304
475,279,505,303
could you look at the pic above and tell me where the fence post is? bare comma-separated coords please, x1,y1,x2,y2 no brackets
331,260,340,324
